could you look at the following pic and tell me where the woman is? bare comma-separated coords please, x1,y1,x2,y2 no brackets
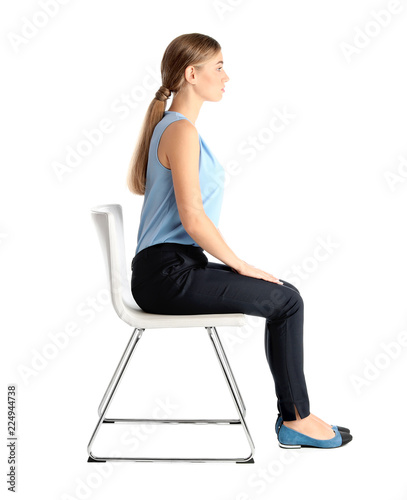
127,33,352,449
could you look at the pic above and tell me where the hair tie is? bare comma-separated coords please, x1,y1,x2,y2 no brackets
155,85,171,101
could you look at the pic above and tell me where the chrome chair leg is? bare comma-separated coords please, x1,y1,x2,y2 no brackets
209,326,247,417
98,328,144,417
87,326,255,463
87,327,143,460
206,327,255,461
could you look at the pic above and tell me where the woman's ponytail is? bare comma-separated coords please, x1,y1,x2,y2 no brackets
126,86,171,194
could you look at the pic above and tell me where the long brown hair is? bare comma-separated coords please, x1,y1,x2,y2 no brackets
126,33,221,195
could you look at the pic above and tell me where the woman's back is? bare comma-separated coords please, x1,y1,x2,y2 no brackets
135,110,224,254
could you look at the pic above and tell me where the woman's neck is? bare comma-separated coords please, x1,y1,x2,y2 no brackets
167,93,203,125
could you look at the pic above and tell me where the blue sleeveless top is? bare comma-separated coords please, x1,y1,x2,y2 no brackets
135,111,224,254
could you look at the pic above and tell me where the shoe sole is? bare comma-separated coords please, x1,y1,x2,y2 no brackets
278,443,341,449
278,442,301,449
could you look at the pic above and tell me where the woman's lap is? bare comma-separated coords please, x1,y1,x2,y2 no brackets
131,243,302,319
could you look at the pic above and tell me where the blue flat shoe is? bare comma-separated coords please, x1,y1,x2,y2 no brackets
277,423,352,449
275,413,350,435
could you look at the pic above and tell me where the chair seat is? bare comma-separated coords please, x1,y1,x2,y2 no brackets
117,275,247,328
119,298,247,328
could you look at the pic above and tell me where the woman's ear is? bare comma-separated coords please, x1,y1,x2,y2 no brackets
184,65,197,86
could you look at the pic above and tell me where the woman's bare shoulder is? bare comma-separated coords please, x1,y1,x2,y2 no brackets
161,118,198,148
159,118,199,169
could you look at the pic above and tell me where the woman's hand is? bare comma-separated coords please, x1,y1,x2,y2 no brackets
232,260,284,285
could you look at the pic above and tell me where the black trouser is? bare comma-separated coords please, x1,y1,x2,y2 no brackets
131,242,310,421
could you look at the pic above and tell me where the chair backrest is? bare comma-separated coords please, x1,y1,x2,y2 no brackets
90,204,140,321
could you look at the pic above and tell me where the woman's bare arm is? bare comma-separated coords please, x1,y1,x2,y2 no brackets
163,119,283,284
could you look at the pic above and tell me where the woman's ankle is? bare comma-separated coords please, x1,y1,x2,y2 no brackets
283,404,310,423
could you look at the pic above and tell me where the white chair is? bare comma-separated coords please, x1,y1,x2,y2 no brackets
86,204,255,464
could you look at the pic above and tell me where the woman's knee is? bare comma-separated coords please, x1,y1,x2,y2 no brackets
280,279,301,295
277,289,303,320
255,284,303,320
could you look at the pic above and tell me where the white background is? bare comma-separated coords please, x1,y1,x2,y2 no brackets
1,0,407,499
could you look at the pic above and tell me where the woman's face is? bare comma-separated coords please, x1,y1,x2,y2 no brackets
190,50,230,102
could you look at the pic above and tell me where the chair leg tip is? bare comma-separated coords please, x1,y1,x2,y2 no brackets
236,457,255,464
87,456,106,463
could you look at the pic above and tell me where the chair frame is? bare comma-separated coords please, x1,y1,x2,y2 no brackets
87,325,255,463
86,204,255,464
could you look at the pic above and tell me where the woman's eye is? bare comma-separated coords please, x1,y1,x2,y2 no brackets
217,67,223,71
